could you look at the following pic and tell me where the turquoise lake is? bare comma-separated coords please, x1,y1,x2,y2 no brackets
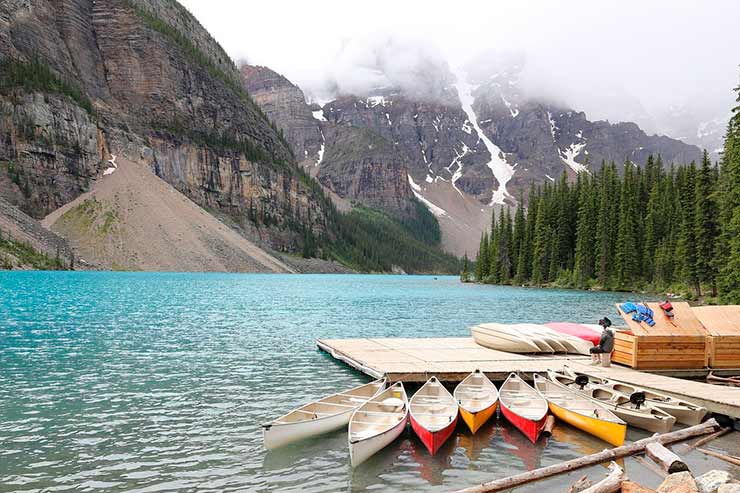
3,272,734,492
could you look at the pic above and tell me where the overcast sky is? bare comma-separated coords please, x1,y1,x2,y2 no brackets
180,0,739,126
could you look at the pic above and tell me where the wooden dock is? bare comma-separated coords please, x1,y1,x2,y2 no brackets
317,337,740,419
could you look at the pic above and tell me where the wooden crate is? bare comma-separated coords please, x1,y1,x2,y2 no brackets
693,305,740,369
612,332,708,369
613,302,709,370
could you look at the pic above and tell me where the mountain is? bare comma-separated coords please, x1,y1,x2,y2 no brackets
0,0,458,273
240,60,703,257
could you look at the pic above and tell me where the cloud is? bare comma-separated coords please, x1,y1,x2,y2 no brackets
180,0,740,130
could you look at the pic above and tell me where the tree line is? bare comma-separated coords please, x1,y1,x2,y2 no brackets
464,84,740,303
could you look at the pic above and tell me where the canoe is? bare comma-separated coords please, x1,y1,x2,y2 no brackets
545,322,602,346
454,369,499,434
533,374,626,446
471,323,546,353
349,381,408,467
410,376,459,455
516,323,594,355
562,367,708,425
499,373,549,443
511,324,568,353
547,370,676,433
263,377,386,450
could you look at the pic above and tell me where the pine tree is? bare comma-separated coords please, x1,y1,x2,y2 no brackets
511,195,525,283
677,162,701,296
573,174,596,287
717,83,740,302
694,150,719,296
461,253,471,282
531,196,549,285
615,161,639,288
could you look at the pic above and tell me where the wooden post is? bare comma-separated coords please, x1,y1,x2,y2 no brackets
454,419,720,493
579,463,623,493
684,428,731,450
696,448,740,467
645,442,688,473
542,415,556,437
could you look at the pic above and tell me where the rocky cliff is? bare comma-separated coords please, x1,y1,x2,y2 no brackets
0,0,335,260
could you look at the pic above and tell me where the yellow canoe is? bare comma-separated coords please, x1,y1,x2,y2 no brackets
534,374,626,447
454,369,499,434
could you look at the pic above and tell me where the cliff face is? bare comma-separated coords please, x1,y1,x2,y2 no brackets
0,0,330,254
469,68,703,195
240,64,323,167
241,65,418,218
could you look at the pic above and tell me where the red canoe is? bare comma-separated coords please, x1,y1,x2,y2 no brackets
499,373,549,443
545,322,602,346
409,377,458,455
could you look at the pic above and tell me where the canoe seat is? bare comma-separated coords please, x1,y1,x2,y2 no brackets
381,398,404,407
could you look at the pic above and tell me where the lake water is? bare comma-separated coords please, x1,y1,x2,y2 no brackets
1,272,735,492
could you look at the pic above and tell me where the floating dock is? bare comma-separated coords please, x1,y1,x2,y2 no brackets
317,337,740,419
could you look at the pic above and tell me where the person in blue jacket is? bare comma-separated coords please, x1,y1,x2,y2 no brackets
590,317,615,365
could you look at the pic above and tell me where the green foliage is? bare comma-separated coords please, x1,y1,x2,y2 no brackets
460,253,471,282
401,198,442,245
471,145,735,298
716,83,740,303
0,58,94,115
329,206,460,274
0,230,66,270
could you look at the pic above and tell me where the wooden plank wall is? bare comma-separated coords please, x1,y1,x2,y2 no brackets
693,305,740,368
614,303,709,369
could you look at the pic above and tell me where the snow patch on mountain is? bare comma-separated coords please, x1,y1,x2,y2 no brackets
312,109,327,122
454,70,515,205
366,96,390,108
559,142,588,173
408,174,447,217
501,94,519,118
547,111,558,140
445,142,471,197
315,129,325,166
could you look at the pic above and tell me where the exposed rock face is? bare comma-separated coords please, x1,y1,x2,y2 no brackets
241,65,418,218
318,124,415,214
0,0,332,255
240,64,323,167
0,93,102,217
0,196,72,264
323,91,496,203
468,65,703,197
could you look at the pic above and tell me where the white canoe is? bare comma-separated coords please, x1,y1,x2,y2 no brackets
471,323,544,353
511,324,568,353
349,381,409,467
562,366,708,425
547,370,676,433
516,324,594,355
263,377,386,450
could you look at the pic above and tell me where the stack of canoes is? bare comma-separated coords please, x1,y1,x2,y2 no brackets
547,369,677,433
560,366,708,425
533,374,627,446
262,368,707,466
471,322,595,355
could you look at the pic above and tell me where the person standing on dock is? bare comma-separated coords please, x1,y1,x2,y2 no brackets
590,317,615,365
